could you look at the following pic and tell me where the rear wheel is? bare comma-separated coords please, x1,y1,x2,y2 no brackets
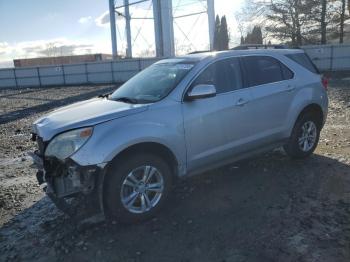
104,154,172,223
284,112,321,159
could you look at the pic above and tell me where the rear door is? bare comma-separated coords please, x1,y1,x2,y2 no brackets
241,55,295,144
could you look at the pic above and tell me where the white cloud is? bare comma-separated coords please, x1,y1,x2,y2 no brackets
95,11,112,27
95,4,154,28
78,16,92,24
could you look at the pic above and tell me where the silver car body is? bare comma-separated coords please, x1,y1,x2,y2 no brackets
33,49,328,179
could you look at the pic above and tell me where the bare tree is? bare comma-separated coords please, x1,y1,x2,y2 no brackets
244,0,348,45
320,0,327,43
339,0,347,43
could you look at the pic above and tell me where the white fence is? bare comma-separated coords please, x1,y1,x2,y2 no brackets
0,44,349,89
302,44,350,72
0,57,162,89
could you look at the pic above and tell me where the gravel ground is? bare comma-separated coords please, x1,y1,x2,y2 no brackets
0,82,349,262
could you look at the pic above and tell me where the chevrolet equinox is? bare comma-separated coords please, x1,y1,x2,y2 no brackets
31,49,328,222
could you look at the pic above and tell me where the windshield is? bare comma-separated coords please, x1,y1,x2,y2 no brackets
110,61,196,103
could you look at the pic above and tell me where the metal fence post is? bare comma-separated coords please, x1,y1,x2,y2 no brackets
37,67,42,87
330,45,334,71
13,68,18,88
138,58,142,72
85,63,89,83
111,61,115,83
62,65,66,85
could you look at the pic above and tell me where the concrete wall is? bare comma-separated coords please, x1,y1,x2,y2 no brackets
1,44,349,89
0,57,162,89
302,44,350,72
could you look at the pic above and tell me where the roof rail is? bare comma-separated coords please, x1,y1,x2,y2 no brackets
187,50,211,55
231,44,290,50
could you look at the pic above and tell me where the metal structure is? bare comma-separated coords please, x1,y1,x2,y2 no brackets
108,0,216,58
152,0,175,57
207,0,215,51
124,0,132,57
109,0,118,58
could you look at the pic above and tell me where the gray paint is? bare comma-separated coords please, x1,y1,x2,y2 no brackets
33,49,328,178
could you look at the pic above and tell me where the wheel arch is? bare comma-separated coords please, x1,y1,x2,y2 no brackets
99,142,179,218
295,103,324,128
106,142,179,176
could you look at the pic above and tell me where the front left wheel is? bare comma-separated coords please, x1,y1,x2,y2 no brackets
104,154,173,223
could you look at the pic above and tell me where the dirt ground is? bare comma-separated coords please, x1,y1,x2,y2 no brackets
0,81,349,262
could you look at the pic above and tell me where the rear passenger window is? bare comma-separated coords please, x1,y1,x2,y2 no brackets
192,58,242,94
286,53,319,74
242,56,285,87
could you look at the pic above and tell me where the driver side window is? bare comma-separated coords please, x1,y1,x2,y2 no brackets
192,64,215,86
192,58,242,94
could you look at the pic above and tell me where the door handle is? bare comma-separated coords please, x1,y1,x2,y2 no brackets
235,98,249,106
286,85,296,92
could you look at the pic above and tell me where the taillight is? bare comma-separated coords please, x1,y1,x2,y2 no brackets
321,76,329,91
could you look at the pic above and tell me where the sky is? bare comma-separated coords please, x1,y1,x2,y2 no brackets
0,0,245,68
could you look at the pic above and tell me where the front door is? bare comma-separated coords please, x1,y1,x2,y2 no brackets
182,57,254,172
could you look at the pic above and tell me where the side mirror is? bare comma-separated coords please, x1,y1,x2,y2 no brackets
186,84,216,100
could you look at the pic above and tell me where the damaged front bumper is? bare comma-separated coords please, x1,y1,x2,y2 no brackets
29,149,107,218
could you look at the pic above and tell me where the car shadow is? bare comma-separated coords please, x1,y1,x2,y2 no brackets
1,152,350,262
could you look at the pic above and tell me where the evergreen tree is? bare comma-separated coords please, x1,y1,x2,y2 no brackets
219,16,230,50
243,26,263,44
252,26,263,44
213,15,221,51
241,36,245,44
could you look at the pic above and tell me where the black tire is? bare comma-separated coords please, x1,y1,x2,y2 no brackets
284,112,321,159
104,154,173,223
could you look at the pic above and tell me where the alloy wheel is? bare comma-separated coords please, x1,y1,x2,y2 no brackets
120,165,164,214
298,121,317,152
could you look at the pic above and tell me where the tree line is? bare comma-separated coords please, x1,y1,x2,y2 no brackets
238,0,349,46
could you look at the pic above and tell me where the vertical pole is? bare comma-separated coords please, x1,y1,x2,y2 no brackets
138,58,142,71
111,61,115,83
330,45,334,71
152,0,163,57
62,65,66,85
109,0,118,58
124,0,132,58
85,63,89,83
160,0,175,57
37,67,42,87
13,68,18,88
207,0,215,51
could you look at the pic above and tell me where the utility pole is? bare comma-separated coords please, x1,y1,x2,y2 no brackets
207,0,215,51
124,0,132,57
109,0,118,58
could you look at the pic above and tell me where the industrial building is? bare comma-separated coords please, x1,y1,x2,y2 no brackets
13,54,113,67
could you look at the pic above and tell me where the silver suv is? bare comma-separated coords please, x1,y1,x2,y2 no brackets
31,49,328,222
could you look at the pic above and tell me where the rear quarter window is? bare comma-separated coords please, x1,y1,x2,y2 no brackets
286,53,319,74
280,63,294,80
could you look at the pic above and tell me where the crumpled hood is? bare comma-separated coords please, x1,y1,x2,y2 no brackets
32,98,148,141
